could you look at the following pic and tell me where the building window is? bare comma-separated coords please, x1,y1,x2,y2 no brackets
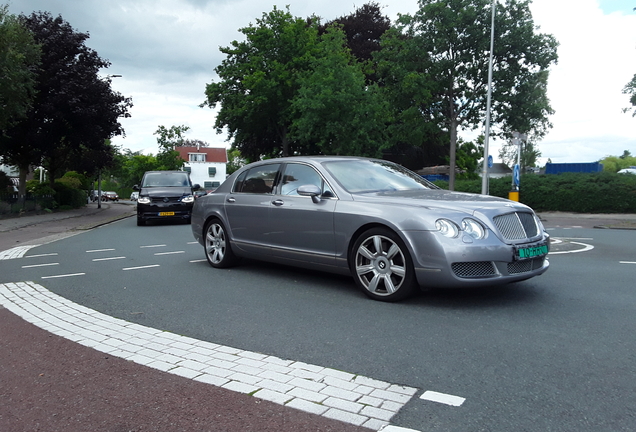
208,167,217,177
189,153,206,162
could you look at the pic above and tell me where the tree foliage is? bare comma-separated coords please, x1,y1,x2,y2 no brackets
289,26,389,157
384,0,558,189
623,73,636,117
0,5,41,131
154,125,188,170
0,11,132,195
203,7,318,161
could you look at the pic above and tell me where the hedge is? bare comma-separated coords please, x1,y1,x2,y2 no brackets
434,172,636,213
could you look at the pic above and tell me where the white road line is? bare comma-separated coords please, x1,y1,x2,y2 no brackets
187,241,198,244
92,256,126,261
122,264,160,271
21,263,59,269
41,273,86,279
190,259,207,263
154,251,185,256
620,261,636,264
420,391,465,407
141,244,166,248
549,241,594,255
87,248,116,253
25,253,59,258
0,281,419,431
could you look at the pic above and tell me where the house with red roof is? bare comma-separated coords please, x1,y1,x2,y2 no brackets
175,146,228,192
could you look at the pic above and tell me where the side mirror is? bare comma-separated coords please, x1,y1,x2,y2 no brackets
132,185,140,191
297,184,322,203
192,183,201,190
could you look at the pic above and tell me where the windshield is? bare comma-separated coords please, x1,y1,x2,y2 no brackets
142,172,191,187
323,159,439,194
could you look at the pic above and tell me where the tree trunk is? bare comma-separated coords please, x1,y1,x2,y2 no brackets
18,165,29,205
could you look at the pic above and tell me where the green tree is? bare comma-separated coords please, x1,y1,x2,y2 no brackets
0,11,132,197
0,5,41,131
289,25,389,156
154,125,188,170
203,7,319,160
226,148,246,175
393,0,558,190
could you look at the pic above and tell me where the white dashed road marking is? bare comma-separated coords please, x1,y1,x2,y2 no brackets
0,281,419,431
92,256,126,261
420,390,465,406
122,264,161,271
21,262,59,268
41,273,86,279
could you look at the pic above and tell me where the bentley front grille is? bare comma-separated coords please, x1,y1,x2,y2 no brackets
452,261,497,278
508,257,545,274
493,212,539,240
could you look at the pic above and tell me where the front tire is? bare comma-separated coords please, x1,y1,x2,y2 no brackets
351,227,417,302
204,219,239,268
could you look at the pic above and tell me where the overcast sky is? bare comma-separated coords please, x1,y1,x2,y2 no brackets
7,0,636,164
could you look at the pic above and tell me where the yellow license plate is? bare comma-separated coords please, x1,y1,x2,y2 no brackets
159,212,175,216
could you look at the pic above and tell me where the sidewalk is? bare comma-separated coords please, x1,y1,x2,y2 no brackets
0,201,136,253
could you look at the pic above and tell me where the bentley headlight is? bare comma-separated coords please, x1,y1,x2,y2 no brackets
182,195,195,203
138,196,151,204
436,219,459,238
462,218,486,239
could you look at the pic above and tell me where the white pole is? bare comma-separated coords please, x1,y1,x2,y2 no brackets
481,0,496,195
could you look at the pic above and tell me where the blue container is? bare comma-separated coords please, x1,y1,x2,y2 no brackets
545,162,603,174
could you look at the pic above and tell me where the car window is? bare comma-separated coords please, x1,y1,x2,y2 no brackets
142,172,190,187
234,164,280,194
280,163,333,197
324,159,438,193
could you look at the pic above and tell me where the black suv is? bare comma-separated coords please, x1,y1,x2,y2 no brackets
133,171,200,226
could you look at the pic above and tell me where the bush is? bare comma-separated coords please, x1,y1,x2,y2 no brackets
53,181,86,208
442,173,636,213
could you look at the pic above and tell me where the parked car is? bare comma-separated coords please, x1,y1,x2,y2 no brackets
90,190,104,202
133,171,200,226
617,167,636,174
130,191,139,201
191,156,550,302
103,191,119,201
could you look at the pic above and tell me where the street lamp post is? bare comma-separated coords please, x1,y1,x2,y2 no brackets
481,0,496,195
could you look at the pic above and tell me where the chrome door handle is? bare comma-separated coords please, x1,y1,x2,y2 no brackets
272,200,284,206
227,197,236,203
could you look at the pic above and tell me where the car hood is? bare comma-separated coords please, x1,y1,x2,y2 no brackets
142,187,192,197
353,189,532,216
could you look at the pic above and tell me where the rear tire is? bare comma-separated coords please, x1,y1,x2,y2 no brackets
351,227,417,302
204,219,239,268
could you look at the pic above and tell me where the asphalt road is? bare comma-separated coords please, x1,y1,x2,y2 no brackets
1,213,635,431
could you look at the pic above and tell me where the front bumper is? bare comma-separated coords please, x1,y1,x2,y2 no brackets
404,230,550,289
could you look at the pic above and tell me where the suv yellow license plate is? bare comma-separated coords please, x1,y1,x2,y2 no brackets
159,212,175,216
515,242,549,260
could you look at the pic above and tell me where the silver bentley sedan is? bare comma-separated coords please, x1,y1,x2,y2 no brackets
191,156,549,301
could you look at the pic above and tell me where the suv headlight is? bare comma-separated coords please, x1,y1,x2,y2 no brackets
182,195,195,203
138,196,151,204
462,218,486,239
